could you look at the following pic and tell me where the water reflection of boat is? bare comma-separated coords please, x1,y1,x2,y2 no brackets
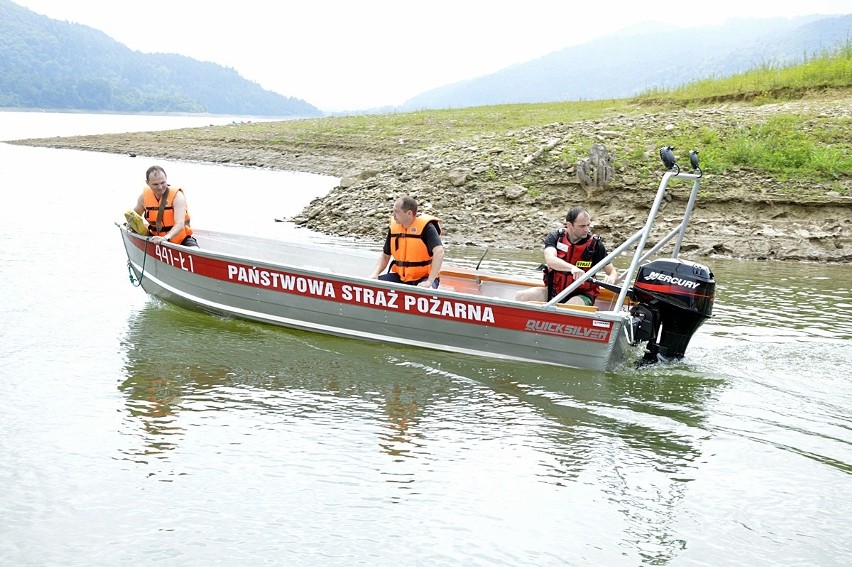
119,302,457,466
121,301,720,460
119,154,716,371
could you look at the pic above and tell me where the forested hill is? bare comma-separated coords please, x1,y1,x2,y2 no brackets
0,0,321,117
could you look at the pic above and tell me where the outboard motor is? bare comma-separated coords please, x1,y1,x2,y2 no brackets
629,258,715,363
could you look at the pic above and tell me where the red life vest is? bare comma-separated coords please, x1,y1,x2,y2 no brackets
544,231,601,301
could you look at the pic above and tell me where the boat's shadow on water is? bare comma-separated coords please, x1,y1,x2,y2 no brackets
120,299,724,465
118,300,484,464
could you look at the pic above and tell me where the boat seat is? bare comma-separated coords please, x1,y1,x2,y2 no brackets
440,268,540,288
527,301,598,313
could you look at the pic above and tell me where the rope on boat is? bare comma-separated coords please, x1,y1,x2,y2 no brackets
126,236,151,287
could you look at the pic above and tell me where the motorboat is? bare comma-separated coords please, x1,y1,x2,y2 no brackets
118,148,715,370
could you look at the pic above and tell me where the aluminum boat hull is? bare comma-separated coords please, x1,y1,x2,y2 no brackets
120,229,633,371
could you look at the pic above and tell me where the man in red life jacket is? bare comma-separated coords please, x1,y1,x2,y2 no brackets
515,206,618,305
369,196,445,289
132,165,198,247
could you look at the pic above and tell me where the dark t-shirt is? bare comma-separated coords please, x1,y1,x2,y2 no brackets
382,222,442,255
543,231,608,266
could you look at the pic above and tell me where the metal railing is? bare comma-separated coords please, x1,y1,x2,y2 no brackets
545,170,702,313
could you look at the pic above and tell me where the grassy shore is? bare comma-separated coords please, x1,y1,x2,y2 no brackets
193,42,852,186
15,43,851,190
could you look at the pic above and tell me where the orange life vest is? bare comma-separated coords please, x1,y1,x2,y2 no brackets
389,214,441,282
142,186,192,244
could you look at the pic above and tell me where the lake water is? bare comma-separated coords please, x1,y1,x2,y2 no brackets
1,111,850,566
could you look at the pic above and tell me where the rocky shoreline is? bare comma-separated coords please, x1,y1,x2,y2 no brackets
12,97,851,262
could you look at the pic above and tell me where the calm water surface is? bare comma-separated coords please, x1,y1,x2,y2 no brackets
1,112,850,566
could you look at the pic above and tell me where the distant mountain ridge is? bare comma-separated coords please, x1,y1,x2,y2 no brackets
0,0,321,117
3,0,850,117
401,14,852,111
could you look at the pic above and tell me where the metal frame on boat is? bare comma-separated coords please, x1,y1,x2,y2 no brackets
119,149,715,371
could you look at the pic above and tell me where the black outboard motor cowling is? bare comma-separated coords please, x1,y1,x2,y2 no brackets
629,258,715,363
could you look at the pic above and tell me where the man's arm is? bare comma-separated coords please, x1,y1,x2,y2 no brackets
369,253,391,279
596,242,618,284
133,192,145,216
369,233,392,278
544,246,579,277
602,262,618,284
417,223,444,287
542,232,574,273
420,245,444,287
155,191,187,243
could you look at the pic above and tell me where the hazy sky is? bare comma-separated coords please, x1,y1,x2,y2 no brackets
13,0,852,111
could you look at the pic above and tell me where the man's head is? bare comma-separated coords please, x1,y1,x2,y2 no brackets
146,165,169,197
565,206,591,242
392,196,418,228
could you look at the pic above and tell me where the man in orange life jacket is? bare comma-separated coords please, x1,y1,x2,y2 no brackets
369,196,445,289
515,206,618,305
132,165,199,247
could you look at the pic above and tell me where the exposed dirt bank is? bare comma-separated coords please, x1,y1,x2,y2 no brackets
12,97,851,262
